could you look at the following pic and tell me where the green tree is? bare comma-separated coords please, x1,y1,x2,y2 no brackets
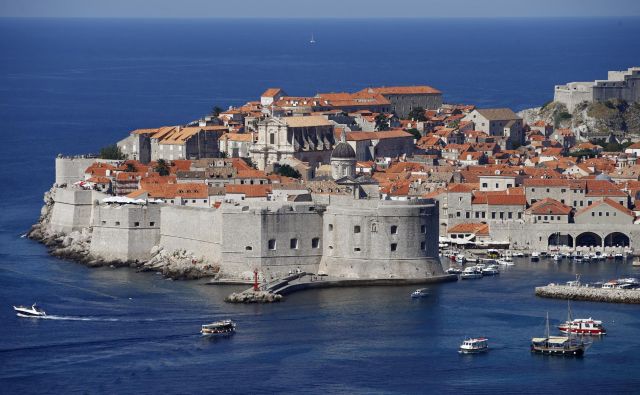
407,107,427,121
99,144,125,160
242,157,256,169
275,164,301,179
406,128,421,140
154,159,170,176
375,114,390,131
212,106,224,116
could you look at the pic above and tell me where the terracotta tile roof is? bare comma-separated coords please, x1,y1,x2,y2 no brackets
224,184,272,198
447,183,478,193
485,193,526,206
283,116,332,128
361,85,442,95
87,176,111,184
347,129,412,141
526,198,572,215
575,198,634,218
220,133,253,142
475,108,521,121
447,222,489,236
261,88,283,98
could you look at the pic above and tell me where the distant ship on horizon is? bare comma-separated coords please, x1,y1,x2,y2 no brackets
310,33,316,44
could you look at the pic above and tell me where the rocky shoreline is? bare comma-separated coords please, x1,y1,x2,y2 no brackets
535,285,640,304
27,186,220,281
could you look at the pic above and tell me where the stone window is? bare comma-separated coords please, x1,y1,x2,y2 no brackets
290,238,298,249
421,241,426,251
465,212,470,219
591,212,595,217
115,221,120,226
269,133,275,144
268,239,276,250
371,223,378,232
456,211,461,218
246,246,252,251
134,222,140,227
482,183,488,188
606,212,610,217
518,213,522,219
421,225,427,234
328,224,333,231
354,247,361,252
150,222,155,226
354,225,361,234
312,237,320,248
101,221,106,225
390,225,398,234
491,212,496,219
390,243,398,252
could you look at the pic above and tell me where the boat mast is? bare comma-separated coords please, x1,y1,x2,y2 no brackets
546,311,550,340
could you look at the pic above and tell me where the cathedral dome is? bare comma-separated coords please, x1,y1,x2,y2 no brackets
331,142,356,159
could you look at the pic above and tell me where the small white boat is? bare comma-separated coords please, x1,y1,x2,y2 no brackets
531,252,540,262
482,266,500,276
455,254,466,263
460,267,482,279
512,251,525,258
474,263,487,270
497,259,514,266
13,303,46,318
459,337,489,354
553,254,562,262
201,319,236,336
411,288,429,298
446,267,463,274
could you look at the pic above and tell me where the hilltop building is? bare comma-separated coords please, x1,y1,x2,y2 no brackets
554,66,640,112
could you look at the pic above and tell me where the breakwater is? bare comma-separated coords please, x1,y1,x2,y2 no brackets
535,285,640,304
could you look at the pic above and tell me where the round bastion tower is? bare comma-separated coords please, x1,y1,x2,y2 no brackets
331,129,356,180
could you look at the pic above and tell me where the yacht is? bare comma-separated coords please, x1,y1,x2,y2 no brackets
201,319,236,336
411,288,429,298
530,252,540,262
460,267,482,279
497,259,514,266
459,338,489,354
482,265,500,276
13,303,46,318
559,318,606,336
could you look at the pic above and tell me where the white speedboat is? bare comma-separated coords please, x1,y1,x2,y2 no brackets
531,252,540,262
512,251,525,258
553,254,562,262
446,267,463,274
460,267,482,279
497,259,514,266
13,303,46,318
459,337,489,354
201,319,236,336
482,266,500,276
411,288,429,298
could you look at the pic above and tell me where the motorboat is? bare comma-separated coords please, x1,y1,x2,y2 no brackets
482,265,500,276
13,303,46,318
446,267,463,274
411,288,429,298
512,251,525,258
602,281,618,289
552,254,562,262
573,254,584,263
486,249,500,259
497,259,514,266
559,318,606,336
460,267,482,279
530,252,540,262
201,319,236,336
459,338,489,354
474,263,487,270
614,252,624,260
455,254,466,263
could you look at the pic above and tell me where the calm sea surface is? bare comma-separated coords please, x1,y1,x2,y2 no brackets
1,18,640,394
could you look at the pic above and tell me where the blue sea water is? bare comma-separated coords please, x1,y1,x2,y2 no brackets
1,18,640,394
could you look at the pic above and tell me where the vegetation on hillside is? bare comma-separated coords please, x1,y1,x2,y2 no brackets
154,159,170,176
99,144,126,160
274,164,301,179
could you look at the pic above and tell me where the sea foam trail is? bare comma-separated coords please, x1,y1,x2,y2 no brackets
39,315,120,322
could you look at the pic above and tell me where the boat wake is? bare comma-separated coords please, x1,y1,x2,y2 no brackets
38,315,120,322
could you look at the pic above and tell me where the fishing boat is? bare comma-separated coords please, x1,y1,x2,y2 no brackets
201,319,236,336
460,267,482,279
13,303,46,318
531,304,590,357
559,318,606,336
531,252,540,262
411,288,429,298
459,338,489,354
309,33,316,44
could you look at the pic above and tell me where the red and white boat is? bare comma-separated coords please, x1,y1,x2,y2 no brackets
558,318,606,336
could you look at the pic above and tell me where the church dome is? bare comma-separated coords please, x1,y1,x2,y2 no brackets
331,142,356,159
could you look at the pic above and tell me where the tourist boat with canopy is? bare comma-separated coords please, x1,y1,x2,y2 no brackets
459,338,489,354
201,319,236,336
531,303,590,356
13,303,46,318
